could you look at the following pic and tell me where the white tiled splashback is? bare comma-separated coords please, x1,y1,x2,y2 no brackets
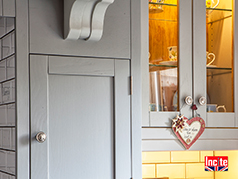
0,16,15,178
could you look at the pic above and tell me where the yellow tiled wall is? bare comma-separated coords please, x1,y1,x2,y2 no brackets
142,151,238,179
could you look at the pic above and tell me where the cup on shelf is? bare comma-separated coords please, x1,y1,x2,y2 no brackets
206,51,215,66
207,104,226,112
168,46,177,61
149,0,164,13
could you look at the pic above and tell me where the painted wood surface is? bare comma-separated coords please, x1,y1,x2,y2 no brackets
2,0,15,17
142,127,238,151
16,1,29,179
114,60,131,179
49,56,115,76
30,55,49,179
29,0,130,58
64,0,114,41
30,55,131,179
142,128,238,140
142,139,238,151
131,0,145,177
193,0,207,120
207,113,235,127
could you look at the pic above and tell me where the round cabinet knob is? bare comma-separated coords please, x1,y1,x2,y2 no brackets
198,97,206,106
35,132,47,143
185,96,193,105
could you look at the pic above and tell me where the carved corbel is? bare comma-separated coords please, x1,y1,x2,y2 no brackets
64,0,114,41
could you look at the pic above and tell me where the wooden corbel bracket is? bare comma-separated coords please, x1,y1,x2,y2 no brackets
64,0,114,41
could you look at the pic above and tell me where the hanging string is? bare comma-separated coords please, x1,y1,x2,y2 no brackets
179,102,186,116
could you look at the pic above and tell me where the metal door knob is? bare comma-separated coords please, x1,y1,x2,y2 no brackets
35,132,47,143
198,97,206,106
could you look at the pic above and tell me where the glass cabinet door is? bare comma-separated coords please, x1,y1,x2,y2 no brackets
149,0,193,126
193,0,237,127
149,0,178,112
206,0,233,112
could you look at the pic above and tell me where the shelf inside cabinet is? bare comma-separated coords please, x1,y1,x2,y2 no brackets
149,63,177,69
149,64,232,76
149,2,177,7
207,66,232,77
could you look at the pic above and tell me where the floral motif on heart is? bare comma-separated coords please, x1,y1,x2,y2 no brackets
172,115,206,149
172,115,187,132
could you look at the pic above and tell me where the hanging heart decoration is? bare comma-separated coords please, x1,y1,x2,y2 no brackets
172,115,205,149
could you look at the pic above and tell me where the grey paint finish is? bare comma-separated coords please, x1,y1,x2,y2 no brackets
16,0,30,178
2,0,15,17
30,55,131,179
29,0,130,59
30,55,48,179
49,56,115,76
48,75,114,179
193,0,207,120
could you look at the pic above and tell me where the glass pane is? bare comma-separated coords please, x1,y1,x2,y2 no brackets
149,0,178,112
206,0,233,112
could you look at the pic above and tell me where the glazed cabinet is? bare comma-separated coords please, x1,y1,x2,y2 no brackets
142,0,238,150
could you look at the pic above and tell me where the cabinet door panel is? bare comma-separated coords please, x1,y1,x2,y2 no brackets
30,55,131,179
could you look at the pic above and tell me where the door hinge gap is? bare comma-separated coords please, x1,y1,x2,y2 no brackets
130,76,133,95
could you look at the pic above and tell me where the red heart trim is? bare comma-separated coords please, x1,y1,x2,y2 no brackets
172,116,205,149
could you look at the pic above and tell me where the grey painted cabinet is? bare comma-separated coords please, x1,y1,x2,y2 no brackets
30,55,131,179
142,0,238,151
14,0,143,179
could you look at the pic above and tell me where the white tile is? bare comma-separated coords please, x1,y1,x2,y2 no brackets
0,59,6,82
1,173,9,179
7,104,15,126
6,18,14,33
2,33,14,59
2,80,14,103
7,152,15,174
11,32,14,55
0,17,6,38
0,84,2,104
6,55,15,79
11,128,15,150
0,105,7,125
0,150,6,170
2,128,11,149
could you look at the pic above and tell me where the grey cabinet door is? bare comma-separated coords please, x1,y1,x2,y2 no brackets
30,55,131,179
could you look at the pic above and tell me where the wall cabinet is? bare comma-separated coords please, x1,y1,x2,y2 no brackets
142,0,238,151
13,0,143,179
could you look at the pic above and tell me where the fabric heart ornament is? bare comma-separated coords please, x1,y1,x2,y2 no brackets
172,115,205,149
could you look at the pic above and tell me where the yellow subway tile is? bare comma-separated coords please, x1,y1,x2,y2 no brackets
186,163,214,178
171,151,199,162
156,164,185,178
200,151,214,162
187,178,213,179
142,164,156,178
214,150,238,179
142,151,170,163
